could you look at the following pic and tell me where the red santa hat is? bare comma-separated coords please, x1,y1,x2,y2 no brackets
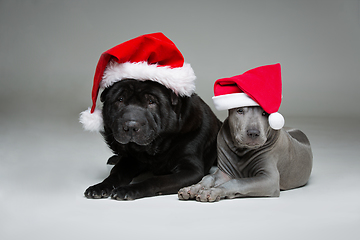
79,32,196,132
212,63,285,130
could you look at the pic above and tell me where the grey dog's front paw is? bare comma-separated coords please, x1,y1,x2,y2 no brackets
178,184,205,200
195,188,222,202
178,186,192,200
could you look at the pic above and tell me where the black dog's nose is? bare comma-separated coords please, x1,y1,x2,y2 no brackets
123,121,141,132
247,129,260,139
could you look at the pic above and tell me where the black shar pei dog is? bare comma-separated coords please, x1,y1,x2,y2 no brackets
84,79,221,200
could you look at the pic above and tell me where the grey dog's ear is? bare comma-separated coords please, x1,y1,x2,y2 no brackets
170,91,179,105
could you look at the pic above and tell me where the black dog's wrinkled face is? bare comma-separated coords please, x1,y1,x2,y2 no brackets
101,79,179,146
228,106,270,149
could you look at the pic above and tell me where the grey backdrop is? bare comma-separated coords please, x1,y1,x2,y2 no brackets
1,0,359,120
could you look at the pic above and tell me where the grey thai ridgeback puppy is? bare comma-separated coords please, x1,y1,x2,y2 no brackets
178,63,313,202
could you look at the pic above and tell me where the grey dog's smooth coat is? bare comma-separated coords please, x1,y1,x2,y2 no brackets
178,106,313,202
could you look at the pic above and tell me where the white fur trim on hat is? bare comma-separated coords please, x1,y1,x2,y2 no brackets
212,92,259,111
79,108,103,132
101,61,196,97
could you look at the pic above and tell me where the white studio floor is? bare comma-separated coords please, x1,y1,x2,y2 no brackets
1,105,360,240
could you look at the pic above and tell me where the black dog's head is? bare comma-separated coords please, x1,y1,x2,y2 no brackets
100,79,180,146
228,106,270,149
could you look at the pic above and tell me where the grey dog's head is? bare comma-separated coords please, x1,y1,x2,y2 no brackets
228,106,271,149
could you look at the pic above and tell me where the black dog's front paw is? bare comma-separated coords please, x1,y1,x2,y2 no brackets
84,182,114,199
110,186,143,201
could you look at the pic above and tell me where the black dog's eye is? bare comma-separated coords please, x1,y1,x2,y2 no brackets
145,94,157,106
237,108,244,114
118,97,123,102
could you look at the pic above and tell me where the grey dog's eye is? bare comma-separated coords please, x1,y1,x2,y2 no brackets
237,109,243,114
262,111,267,116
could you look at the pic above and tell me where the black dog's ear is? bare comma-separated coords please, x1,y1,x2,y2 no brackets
170,91,179,105
100,88,110,102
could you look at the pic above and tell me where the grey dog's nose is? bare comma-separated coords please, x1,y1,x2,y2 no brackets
247,129,260,139
123,121,141,132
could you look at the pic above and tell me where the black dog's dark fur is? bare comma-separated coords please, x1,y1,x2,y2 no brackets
84,79,222,200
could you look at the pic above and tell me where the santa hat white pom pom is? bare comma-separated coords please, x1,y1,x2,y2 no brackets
79,108,104,132
268,112,285,130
